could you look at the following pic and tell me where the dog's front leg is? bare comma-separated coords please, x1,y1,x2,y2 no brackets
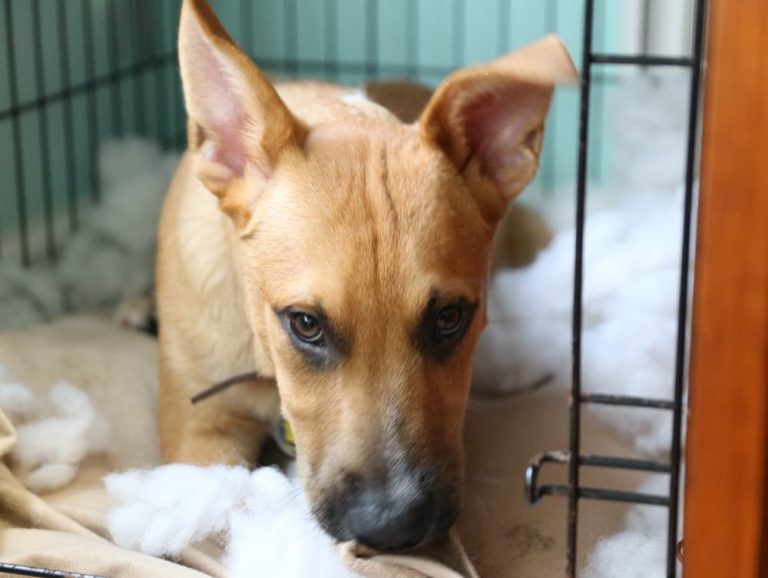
158,362,280,466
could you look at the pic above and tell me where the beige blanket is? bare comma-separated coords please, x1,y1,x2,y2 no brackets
0,317,478,578
0,317,219,577
0,315,642,577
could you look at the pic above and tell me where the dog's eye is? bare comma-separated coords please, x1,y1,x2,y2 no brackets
289,312,324,344
434,306,464,339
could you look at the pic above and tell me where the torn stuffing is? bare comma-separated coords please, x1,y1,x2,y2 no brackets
473,70,689,458
0,370,110,493
474,189,683,455
106,464,358,578
0,138,178,330
0,263,64,331
57,138,178,311
582,475,675,578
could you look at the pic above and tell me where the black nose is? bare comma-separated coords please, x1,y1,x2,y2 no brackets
344,484,438,551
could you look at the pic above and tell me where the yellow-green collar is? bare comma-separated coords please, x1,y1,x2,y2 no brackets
273,417,296,458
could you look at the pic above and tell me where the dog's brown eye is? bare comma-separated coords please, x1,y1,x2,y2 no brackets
435,306,464,338
289,312,323,344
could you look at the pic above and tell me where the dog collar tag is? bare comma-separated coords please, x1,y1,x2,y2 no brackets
273,418,296,458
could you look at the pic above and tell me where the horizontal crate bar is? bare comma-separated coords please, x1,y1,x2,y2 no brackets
581,393,675,410
253,57,456,79
532,484,670,506
590,53,693,67
524,450,671,506
0,53,177,122
0,562,107,578
580,454,671,473
580,486,670,506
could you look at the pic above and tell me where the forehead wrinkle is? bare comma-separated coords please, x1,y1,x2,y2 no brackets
361,139,406,298
277,135,404,322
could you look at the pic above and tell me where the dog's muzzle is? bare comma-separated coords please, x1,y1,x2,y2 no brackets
332,466,460,551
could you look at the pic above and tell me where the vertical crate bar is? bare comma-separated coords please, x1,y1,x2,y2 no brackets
147,0,170,146
57,0,79,232
284,0,298,76
667,0,707,576
324,0,339,81
497,0,510,54
131,0,148,135
107,0,123,136
406,0,418,80
240,0,254,58
4,0,30,265
452,0,465,68
569,0,596,575
365,0,379,79
81,0,101,202
31,0,56,261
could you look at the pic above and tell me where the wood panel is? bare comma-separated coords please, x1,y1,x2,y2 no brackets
683,0,768,576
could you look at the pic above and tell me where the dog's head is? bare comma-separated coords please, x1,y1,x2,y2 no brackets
179,0,576,551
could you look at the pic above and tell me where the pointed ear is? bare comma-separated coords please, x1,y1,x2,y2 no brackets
178,0,305,225
420,36,578,220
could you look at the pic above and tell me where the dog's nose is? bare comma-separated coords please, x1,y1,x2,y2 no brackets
344,484,439,551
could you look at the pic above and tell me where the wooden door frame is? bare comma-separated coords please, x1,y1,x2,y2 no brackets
684,0,768,576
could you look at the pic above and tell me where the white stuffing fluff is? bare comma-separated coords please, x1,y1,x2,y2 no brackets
583,531,665,578
0,138,178,330
0,263,64,330
0,367,110,493
582,475,676,578
57,138,178,311
105,464,358,578
473,190,683,455
473,70,688,457
473,70,689,577
0,380,38,420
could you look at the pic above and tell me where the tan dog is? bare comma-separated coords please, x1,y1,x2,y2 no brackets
157,0,576,551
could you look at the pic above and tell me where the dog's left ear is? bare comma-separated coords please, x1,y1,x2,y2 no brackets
420,36,578,222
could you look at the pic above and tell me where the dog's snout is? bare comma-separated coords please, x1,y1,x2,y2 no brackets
346,485,436,550
339,469,459,551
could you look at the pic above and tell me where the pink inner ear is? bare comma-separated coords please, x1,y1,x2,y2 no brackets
462,83,549,182
186,26,247,176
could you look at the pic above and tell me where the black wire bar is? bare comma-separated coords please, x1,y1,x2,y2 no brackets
531,484,670,507
667,0,708,575
0,0,182,267
591,54,693,67
0,55,177,124
524,0,709,577
57,0,80,233
0,562,107,578
3,0,30,265
525,450,672,507
581,393,676,410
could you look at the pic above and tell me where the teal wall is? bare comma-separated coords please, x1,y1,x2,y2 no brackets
209,0,622,196
0,0,622,266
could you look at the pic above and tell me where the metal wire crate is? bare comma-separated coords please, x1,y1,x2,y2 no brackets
0,1,707,576
523,1,707,577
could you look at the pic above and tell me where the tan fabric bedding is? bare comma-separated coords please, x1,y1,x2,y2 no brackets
0,317,478,577
0,315,640,577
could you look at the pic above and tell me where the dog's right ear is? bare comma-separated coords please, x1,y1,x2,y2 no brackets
178,0,305,227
